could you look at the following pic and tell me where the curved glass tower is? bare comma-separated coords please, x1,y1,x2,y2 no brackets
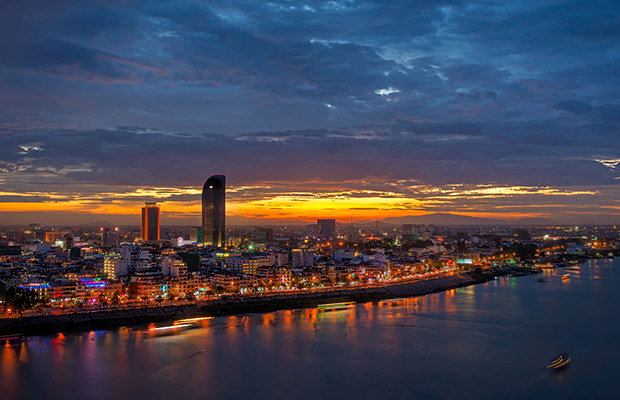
202,175,226,247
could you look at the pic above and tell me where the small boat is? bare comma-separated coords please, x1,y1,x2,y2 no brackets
547,352,571,369
0,334,24,344
317,302,355,311
143,322,199,336
536,277,547,283
379,298,407,305
175,316,214,324
561,274,570,280
565,266,580,270
608,253,615,259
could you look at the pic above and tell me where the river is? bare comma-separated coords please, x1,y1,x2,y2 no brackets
2,258,618,400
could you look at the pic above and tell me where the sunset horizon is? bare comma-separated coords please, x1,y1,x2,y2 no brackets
2,1,620,227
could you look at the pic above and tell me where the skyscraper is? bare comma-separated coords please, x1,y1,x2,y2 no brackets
202,175,226,247
317,218,336,239
141,202,160,241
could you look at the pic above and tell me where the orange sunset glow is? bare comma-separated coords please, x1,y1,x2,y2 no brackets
0,180,612,225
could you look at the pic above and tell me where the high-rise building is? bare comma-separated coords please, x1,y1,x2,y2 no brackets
102,227,121,247
189,227,203,243
120,244,150,272
104,255,129,279
141,202,160,241
202,175,226,247
291,248,314,268
317,219,336,239
29,223,45,241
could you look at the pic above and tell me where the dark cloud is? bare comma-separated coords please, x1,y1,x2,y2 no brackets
0,0,619,222
0,120,617,194
554,100,620,123
554,100,593,115
457,89,498,101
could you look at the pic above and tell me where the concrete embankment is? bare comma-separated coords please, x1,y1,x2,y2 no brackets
0,266,534,337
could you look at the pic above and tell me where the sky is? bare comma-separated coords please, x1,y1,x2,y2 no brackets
1,0,620,226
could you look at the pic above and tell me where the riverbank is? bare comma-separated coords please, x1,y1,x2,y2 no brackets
0,266,536,337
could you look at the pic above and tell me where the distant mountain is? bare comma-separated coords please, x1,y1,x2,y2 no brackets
381,213,503,226
380,213,565,226
338,220,395,228
227,216,310,226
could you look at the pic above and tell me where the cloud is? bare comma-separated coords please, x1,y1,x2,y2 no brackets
456,89,498,101
0,1,619,223
0,119,618,194
554,100,593,115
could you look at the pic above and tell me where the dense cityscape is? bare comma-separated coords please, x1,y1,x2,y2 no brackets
2,0,619,398
1,174,618,319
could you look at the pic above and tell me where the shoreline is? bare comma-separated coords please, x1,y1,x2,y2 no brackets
0,266,536,337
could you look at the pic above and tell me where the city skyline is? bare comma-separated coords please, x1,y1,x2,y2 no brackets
1,2,618,397
1,1,620,225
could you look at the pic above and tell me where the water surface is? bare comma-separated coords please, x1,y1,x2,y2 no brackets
2,259,618,400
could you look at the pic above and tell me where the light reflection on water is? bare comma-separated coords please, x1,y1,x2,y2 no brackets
2,259,619,400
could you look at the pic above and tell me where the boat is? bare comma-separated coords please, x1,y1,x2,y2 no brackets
0,334,24,345
536,277,547,283
561,274,570,281
565,266,580,270
379,298,407,305
143,322,199,336
174,316,214,324
547,352,571,369
317,302,355,311
608,253,615,259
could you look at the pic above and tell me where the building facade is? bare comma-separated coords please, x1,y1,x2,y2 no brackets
291,248,314,268
317,219,336,239
202,175,226,247
189,227,203,243
141,202,160,241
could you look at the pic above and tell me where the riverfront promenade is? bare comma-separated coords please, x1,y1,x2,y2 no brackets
0,266,535,337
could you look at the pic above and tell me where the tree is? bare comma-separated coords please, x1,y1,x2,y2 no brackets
127,283,138,300
428,260,444,270
4,287,39,314
98,293,108,307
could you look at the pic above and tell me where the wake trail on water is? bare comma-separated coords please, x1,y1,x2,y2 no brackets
404,311,558,331
148,348,207,376
375,323,439,332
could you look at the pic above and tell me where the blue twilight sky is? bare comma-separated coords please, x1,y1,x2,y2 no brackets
0,0,619,225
